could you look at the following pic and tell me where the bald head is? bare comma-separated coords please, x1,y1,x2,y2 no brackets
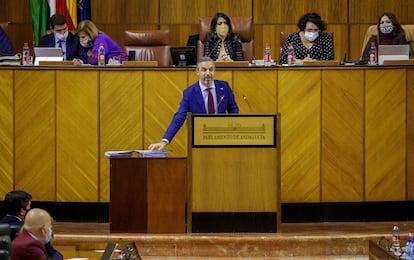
23,208,53,242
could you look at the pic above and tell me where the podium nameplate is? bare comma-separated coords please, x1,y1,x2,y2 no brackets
191,114,276,147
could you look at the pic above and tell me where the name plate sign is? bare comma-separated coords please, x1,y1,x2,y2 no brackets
192,114,276,147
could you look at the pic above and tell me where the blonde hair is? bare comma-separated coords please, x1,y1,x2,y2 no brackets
76,20,100,40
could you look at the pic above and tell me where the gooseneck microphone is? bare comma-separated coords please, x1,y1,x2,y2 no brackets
217,95,225,111
243,95,253,114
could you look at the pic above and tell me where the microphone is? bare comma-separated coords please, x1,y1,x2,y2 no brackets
217,95,225,111
340,52,347,65
243,95,253,114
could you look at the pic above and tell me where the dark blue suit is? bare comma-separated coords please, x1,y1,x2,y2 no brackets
163,80,239,142
39,32,87,62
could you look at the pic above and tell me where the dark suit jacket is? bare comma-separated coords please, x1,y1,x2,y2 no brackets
0,215,23,226
0,26,14,56
11,230,48,260
39,32,87,62
163,80,239,142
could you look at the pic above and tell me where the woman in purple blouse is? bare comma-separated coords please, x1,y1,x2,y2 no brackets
75,20,127,65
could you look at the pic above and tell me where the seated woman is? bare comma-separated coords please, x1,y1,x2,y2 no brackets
74,20,127,65
203,12,244,62
0,26,14,56
361,12,408,61
280,12,334,65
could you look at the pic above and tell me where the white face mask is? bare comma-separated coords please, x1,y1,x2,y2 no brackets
216,24,229,38
304,31,319,42
80,38,91,48
55,31,68,42
380,24,394,34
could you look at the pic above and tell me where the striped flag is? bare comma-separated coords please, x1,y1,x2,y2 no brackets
30,0,50,46
31,0,91,45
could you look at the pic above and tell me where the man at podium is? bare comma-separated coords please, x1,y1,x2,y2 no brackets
149,56,239,150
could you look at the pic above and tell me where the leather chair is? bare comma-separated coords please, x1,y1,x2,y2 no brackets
280,31,334,51
361,24,414,58
197,16,254,62
0,224,11,260
124,30,171,66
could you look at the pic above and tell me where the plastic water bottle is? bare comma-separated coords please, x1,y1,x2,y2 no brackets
368,41,377,65
392,223,401,254
287,43,295,66
22,42,30,65
98,43,106,66
264,43,272,66
406,229,414,260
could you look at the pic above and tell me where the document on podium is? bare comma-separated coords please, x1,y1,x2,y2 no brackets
104,150,171,158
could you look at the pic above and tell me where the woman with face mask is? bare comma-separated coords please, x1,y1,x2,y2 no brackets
203,12,244,62
280,12,334,65
361,12,408,61
74,20,128,65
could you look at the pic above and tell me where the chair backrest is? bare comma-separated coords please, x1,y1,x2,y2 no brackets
362,24,414,58
124,30,171,66
197,16,253,62
0,224,11,260
280,31,334,51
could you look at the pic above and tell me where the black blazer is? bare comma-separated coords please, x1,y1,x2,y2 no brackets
39,32,87,62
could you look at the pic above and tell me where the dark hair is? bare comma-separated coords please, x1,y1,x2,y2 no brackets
4,190,32,216
377,12,405,38
49,13,67,29
209,12,234,39
297,12,327,31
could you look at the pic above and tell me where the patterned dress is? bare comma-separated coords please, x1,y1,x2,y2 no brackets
280,32,334,64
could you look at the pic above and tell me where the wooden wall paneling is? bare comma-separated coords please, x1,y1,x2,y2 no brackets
0,70,14,196
321,70,364,202
254,0,347,24
3,0,32,23
160,0,252,24
56,71,99,202
143,70,189,157
407,69,414,200
92,0,158,25
14,70,55,201
365,69,406,201
348,24,371,61
349,0,414,24
99,70,143,202
232,70,277,114
278,69,321,202
327,24,349,61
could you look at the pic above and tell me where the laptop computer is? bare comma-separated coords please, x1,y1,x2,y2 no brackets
33,47,63,66
378,44,409,65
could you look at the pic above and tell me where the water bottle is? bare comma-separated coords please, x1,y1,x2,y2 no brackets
392,223,401,254
98,43,106,66
264,43,272,67
22,42,30,65
287,43,295,66
368,41,377,65
406,229,414,260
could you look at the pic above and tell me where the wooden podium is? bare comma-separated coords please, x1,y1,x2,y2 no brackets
109,157,186,233
187,113,281,232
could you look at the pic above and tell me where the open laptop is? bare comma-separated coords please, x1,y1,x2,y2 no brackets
33,47,63,66
378,44,409,65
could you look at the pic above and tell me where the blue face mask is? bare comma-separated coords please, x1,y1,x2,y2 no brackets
45,227,53,244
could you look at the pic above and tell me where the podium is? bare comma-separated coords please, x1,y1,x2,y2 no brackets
187,113,281,232
109,157,186,233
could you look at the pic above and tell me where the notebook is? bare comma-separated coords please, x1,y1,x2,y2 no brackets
378,44,409,65
33,47,63,66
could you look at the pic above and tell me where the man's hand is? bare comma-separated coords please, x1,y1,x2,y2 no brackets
148,141,167,150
